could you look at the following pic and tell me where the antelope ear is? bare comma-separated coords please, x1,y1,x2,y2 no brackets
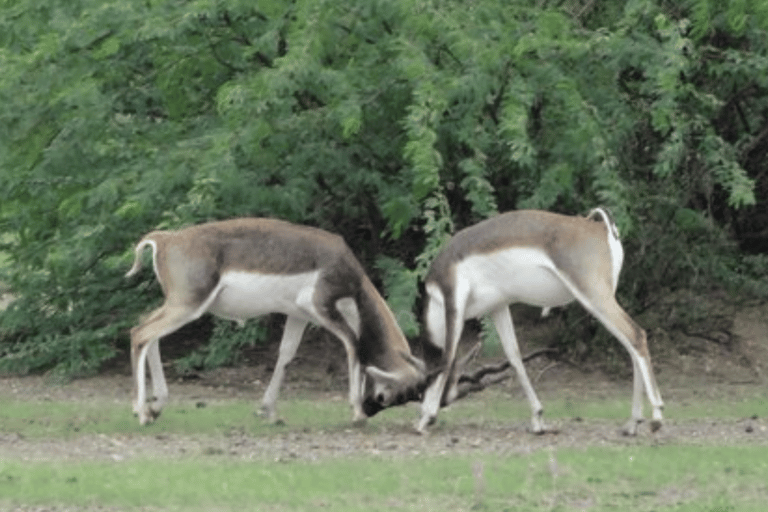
400,351,426,374
365,366,400,385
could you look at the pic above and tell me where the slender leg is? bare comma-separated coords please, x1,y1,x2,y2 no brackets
260,316,308,422
130,303,198,425
417,283,467,434
549,266,664,434
417,339,475,432
622,358,645,435
135,341,156,425
348,354,366,423
579,295,665,434
296,284,366,423
147,338,168,414
648,362,664,430
491,306,547,434
332,297,366,423
313,326,363,423
417,371,450,433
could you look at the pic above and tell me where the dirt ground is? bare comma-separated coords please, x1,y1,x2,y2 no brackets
1,303,767,463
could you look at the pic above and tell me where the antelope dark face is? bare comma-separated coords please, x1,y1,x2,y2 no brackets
361,362,441,417
361,384,426,417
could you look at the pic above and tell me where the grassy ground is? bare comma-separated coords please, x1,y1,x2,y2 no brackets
0,390,766,438
1,381,767,511
1,445,766,511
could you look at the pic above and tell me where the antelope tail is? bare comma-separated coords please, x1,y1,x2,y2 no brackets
125,238,158,278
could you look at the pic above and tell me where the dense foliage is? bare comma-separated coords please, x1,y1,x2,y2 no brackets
1,0,767,375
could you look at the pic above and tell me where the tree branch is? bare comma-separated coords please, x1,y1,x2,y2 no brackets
740,121,768,161
453,347,558,400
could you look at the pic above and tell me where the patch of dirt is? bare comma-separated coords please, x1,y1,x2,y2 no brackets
1,371,766,464
2,412,767,465
1,304,768,463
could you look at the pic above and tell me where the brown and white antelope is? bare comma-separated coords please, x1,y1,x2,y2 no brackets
419,209,664,435
125,218,427,425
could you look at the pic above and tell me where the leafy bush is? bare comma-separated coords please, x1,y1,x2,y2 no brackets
2,0,768,376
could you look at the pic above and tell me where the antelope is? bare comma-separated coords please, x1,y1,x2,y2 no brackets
418,208,664,436
125,218,427,425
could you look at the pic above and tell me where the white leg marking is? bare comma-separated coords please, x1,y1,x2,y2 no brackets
417,280,468,433
148,339,168,414
136,341,152,425
417,371,449,433
622,358,644,436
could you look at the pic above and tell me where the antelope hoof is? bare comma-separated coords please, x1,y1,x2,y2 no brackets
650,408,664,433
258,405,284,425
529,423,557,435
621,418,642,436
351,407,369,426
138,407,160,425
529,413,554,435
149,400,164,417
415,415,436,435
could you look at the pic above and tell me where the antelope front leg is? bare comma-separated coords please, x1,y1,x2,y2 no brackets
260,317,307,422
348,354,367,424
492,307,548,434
417,370,451,433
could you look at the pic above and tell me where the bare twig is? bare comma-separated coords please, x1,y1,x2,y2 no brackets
457,360,510,385
452,347,558,400
534,361,560,384
454,373,511,401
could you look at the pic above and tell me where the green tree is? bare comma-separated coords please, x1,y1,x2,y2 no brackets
1,0,767,375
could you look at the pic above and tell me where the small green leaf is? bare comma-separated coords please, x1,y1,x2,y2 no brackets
92,36,120,60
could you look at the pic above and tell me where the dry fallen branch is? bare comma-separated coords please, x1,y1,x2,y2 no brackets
453,348,558,401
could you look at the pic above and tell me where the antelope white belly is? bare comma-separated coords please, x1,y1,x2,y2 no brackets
208,270,320,322
459,247,575,319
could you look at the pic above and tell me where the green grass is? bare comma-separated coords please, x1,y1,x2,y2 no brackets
1,387,765,438
2,390,767,511
1,446,766,511
0,395,427,440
